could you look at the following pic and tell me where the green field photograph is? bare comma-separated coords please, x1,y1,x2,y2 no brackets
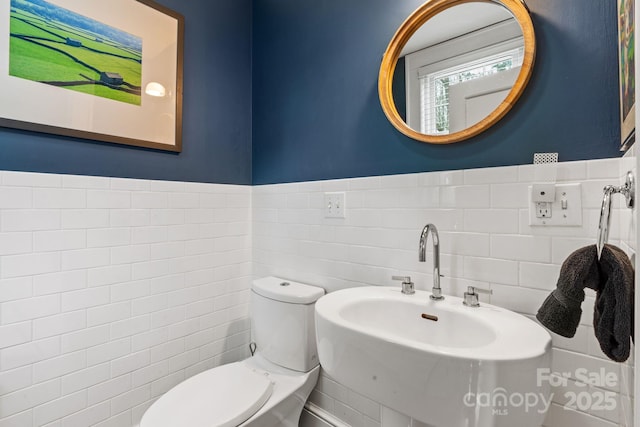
9,0,143,105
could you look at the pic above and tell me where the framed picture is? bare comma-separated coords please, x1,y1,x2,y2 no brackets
618,0,635,150
0,0,184,152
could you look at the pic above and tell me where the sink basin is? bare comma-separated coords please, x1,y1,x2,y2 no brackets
315,286,552,427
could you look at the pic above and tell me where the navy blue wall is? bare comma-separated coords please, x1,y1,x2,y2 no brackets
0,0,252,185
0,1,622,185
252,0,621,184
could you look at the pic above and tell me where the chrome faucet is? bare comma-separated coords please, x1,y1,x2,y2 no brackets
419,223,443,300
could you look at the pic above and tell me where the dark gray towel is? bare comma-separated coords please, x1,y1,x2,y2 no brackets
594,244,634,362
536,244,634,362
536,245,599,338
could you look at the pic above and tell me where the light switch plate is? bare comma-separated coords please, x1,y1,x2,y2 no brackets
324,192,345,218
529,183,582,226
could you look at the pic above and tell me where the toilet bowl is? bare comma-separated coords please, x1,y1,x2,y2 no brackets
140,277,325,427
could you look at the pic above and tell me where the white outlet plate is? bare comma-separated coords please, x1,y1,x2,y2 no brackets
324,192,345,218
528,183,582,226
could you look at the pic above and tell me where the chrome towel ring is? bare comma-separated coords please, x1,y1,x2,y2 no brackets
597,171,635,259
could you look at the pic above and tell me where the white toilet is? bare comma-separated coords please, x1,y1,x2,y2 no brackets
140,277,325,427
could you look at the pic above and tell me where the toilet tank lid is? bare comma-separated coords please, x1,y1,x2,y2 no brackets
252,277,325,304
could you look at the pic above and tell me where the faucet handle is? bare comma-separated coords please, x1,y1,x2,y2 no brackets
463,286,492,307
391,276,415,295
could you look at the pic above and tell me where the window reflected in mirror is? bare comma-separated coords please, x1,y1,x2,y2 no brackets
379,0,536,144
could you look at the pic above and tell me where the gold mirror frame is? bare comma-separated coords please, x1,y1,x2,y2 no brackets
378,0,536,144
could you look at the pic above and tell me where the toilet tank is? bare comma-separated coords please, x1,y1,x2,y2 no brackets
251,277,325,373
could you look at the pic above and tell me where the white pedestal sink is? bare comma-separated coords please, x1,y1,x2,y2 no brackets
315,286,552,427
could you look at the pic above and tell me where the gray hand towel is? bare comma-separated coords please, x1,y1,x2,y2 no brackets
536,245,599,338
536,244,634,362
594,244,634,362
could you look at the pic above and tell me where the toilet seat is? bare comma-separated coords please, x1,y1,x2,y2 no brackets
140,363,274,427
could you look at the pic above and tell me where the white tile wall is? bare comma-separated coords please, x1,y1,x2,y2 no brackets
254,158,637,427
0,172,252,427
0,157,635,427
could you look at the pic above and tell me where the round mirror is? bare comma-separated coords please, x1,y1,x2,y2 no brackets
379,0,535,144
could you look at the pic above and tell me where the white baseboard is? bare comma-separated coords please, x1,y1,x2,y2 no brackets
300,402,351,427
